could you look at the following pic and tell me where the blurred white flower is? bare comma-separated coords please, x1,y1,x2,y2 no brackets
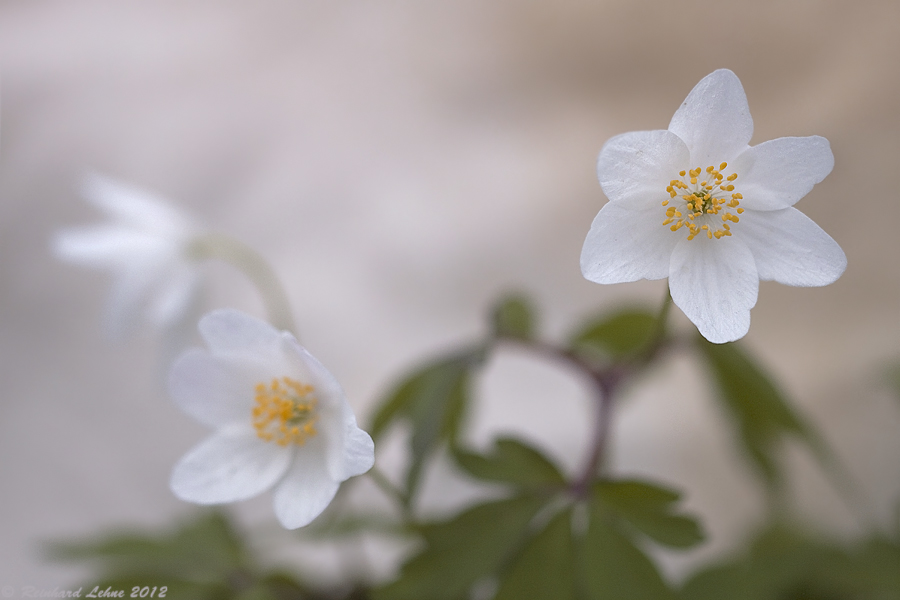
54,174,203,338
581,69,846,343
168,308,375,529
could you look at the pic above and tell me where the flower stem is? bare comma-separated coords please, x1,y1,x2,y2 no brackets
638,287,673,365
571,289,674,494
189,233,297,335
367,464,414,522
570,370,617,497
502,288,675,498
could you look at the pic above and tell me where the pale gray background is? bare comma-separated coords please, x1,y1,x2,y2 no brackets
1,0,899,589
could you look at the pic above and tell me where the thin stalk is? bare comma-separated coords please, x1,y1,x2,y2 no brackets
503,287,675,498
636,287,673,366
367,464,414,522
189,233,297,335
570,372,615,497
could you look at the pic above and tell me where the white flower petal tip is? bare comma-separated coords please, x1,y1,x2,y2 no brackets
582,70,845,343
168,309,375,529
54,174,203,337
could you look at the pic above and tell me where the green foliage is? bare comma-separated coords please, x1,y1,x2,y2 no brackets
373,494,549,600
370,348,485,500
453,436,566,489
376,476,697,600
581,509,675,600
47,511,245,583
593,479,704,549
697,338,813,484
491,293,536,340
679,524,900,600
577,477,700,600
46,511,308,599
53,289,900,600
494,508,578,600
570,308,657,362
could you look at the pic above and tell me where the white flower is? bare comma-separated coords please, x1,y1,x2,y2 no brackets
580,69,846,343
54,174,203,337
168,308,375,529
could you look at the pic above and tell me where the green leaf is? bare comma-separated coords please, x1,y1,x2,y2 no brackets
370,352,470,440
491,294,536,340
369,349,484,500
593,479,704,549
852,537,900,595
679,523,900,600
697,339,811,484
676,563,751,600
583,502,674,600
301,512,409,540
570,308,656,360
374,495,548,600
47,511,247,583
453,436,566,489
494,508,578,600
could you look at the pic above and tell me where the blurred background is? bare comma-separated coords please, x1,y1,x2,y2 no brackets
1,0,898,589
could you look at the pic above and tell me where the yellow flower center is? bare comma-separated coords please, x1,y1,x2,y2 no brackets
252,377,318,446
662,162,745,240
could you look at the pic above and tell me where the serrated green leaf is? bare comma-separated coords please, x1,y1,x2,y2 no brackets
570,308,656,360
404,359,471,498
453,436,566,489
491,294,536,340
370,353,472,440
373,495,548,600
594,479,704,549
582,503,674,600
697,339,810,484
369,349,484,501
494,508,577,600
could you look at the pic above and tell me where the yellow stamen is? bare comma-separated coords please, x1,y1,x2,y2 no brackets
662,163,742,241
252,376,319,447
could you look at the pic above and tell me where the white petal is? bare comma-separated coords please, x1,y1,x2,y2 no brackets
148,264,202,328
330,405,375,481
199,309,281,351
104,263,168,338
282,337,346,402
81,173,195,238
731,136,834,211
581,201,679,283
668,69,753,166
170,426,291,504
279,338,373,480
272,439,340,529
53,226,172,269
198,309,292,373
596,130,688,206
669,237,759,344
738,208,846,286
168,349,256,428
